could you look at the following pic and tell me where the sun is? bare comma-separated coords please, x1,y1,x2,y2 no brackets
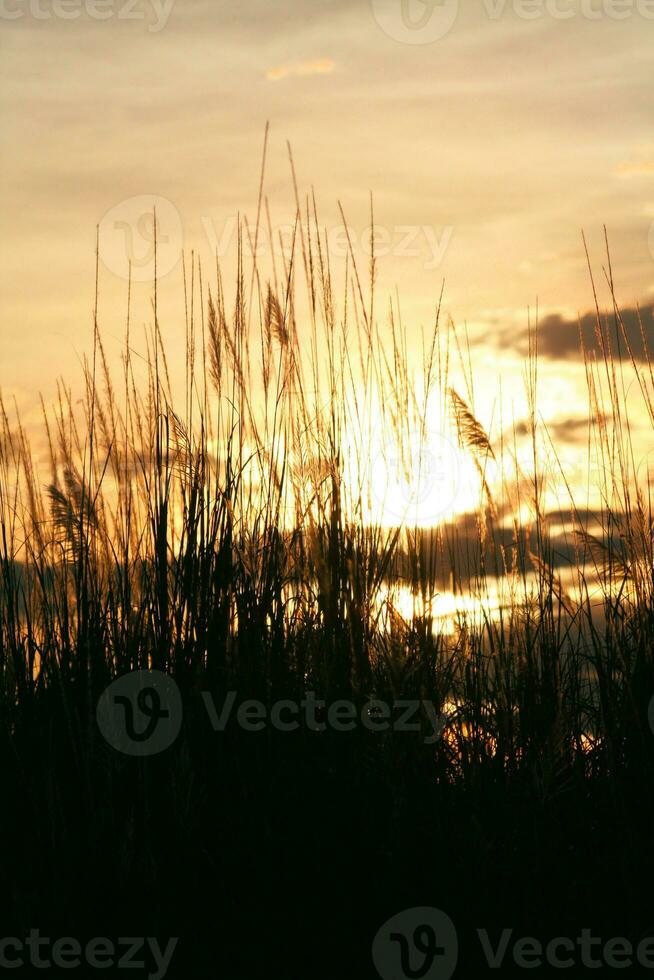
341,398,487,529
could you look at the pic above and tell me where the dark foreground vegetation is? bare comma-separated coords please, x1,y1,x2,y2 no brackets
2,220,654,977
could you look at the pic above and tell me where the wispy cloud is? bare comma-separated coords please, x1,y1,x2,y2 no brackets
266,58,335,82
616,160,654,178
616,147,654,178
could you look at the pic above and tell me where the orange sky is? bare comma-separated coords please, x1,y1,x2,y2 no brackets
1,0,654,484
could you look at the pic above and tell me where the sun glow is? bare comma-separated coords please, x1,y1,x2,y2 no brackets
340,396,492,529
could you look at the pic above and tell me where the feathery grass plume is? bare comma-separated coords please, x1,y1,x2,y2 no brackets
266,284,288,347
448,386,496,519
46,465,97,562
448,387,495,460
573,527,630,581
207,290,223,394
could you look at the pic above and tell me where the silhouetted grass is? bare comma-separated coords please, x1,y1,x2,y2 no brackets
2,208,654,977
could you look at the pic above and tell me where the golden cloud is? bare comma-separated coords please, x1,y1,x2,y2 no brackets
266,58,335,82
616,160,654,178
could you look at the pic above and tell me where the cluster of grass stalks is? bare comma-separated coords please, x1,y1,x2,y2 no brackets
2,194,654,973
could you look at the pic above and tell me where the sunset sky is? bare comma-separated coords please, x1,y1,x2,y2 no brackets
2,0,654,490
